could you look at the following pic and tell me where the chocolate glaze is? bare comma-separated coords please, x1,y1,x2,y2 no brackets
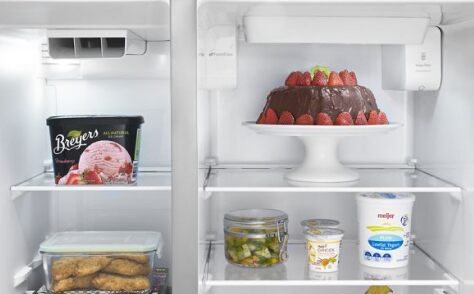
262,85,379,121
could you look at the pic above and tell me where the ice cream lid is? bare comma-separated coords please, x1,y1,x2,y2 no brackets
301,219,340,229
40,231,162,253
47,115,144,126
304,228,344,239
357,192,415,204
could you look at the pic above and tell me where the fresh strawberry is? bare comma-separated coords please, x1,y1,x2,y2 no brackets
82,169,103,184
296,114,314,125
378,111,389,124
355,111,368,125
311,70,328,86
69,164,78,172
328,71,344,86
298,71,311,86
66,173,81,185
285,71,300,87
367,110,379,125
315,113,333,125
339,70,356,86
350,71,358,85
256,112,266,124
278,111,295,124
335,112,354,125
119,162,133,174
264,108,278,124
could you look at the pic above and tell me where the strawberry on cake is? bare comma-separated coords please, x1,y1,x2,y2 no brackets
256,66,388,126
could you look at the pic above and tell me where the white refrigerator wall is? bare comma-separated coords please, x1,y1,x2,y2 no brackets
414,20,474,293
0,31,51,293
46,42,172,270
198,42,413,166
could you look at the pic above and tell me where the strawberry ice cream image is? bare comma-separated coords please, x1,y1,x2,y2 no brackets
78,140,133,183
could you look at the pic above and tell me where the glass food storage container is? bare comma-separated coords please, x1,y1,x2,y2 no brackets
224,209,289,268
40,231,163,294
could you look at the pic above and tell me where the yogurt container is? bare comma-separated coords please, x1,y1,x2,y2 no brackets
356,193,415,268
301,219,340,231
47,116,144,185
304,228,344,272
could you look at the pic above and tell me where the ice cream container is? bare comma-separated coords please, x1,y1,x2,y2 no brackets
39,231,163,294
301,219,340,231
356,192,415,268
304,228,344,272
47,116,144,185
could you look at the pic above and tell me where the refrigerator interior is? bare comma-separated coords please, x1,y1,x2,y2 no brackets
0,1,171,293
197,2,474,294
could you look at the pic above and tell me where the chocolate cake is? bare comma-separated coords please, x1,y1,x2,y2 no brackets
263,85,379,122
256,68,388,126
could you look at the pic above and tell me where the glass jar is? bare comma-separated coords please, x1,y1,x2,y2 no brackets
224,209,289,268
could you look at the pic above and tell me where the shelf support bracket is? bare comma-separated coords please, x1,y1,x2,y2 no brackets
14,251,42,288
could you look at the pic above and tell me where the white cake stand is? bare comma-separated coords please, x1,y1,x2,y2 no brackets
243,122,400,183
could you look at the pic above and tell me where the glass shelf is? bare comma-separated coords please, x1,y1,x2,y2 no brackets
203,241,459,288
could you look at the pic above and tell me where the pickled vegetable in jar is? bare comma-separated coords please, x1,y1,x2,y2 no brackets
224,209,289,268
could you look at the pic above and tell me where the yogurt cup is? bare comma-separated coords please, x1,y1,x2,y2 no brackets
304,228,344,272
356,193,415,268
301,219,340,231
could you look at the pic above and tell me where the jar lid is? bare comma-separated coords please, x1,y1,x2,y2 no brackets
301,219,339,229
224,209,288,225
357,192,415,204
305,228,344,240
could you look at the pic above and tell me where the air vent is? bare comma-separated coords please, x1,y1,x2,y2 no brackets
47,30,146,59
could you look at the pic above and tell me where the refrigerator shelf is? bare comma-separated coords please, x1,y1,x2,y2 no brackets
11,171,172,199
202,168,461,198
202,241,459,289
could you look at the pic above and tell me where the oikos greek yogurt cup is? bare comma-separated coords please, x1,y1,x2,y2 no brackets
356,193,415,268
304,228,344,272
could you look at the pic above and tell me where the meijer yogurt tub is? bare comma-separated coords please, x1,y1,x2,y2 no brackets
356,192,415,268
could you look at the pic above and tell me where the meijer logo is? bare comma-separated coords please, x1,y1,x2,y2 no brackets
53,129,99,154
377,213,395,219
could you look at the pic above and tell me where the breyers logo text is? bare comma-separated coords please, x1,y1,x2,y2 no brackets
53,129,99,154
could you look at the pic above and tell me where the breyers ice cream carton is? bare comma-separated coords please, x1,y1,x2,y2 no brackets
47,116,144,185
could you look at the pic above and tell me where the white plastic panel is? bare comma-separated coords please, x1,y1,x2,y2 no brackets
0,1,170,41
245,16,429,44
198,2,442,30
0,30,51,293
414,19,474,293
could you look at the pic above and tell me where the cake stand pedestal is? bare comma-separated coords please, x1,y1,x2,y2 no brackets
243,122,400,183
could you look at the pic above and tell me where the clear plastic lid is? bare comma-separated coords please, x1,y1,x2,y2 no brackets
357,192,415,204
301,219,340,229
304,228,344,240
40,231,162,254
224,209,288,226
